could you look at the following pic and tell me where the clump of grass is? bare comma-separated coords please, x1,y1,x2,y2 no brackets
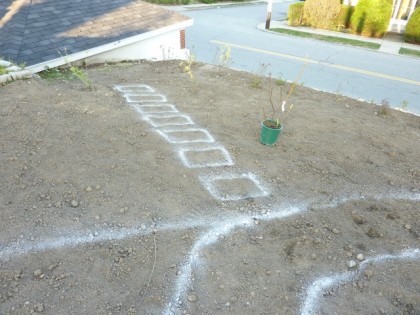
39,68,71,80
399,48,420,58
272,28,381,49
250,78,262,89
377,99,391,116
69,65,92,90
0,66,7,75
179,52,196,79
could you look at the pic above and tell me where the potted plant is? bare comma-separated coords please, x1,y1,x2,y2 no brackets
260,65,305,146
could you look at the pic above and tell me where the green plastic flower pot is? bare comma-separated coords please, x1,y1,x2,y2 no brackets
260,120,283,146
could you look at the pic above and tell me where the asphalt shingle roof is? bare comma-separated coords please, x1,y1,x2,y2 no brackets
0,0,190,66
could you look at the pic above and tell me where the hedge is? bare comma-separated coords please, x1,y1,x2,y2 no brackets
303,0,342,29
404,7,420,44
287,2,305,26
332,5,354,31
350,0,392,38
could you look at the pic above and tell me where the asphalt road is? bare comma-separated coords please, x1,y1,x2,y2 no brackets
180,1,420,115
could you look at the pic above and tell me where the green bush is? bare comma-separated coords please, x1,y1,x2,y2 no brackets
287,2,305,26
332,5,354,30
350,0,392,38
404,7,420,44
303,0,342,29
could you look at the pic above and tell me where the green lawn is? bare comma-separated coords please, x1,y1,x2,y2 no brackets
399,47,420,58
271,28,381,50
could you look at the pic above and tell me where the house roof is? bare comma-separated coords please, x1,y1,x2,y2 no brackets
0,0,190,66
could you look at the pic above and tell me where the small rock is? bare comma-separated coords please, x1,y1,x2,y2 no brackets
33,269,42,277
347,260,357,268
352,213,366,224
364,270,373,278
6,66,21,72
404,224,411,230
0,60,12,67
36,303,44,312
70,200,79,207
187,294,197,302
356,254,365,261
85,186,93,192
332,228,339,234
310,253,317,260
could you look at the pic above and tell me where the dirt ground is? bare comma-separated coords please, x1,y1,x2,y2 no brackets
0,60,419,315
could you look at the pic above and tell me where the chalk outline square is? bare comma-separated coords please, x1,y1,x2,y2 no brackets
113,85,154,93
124,93,167,103
199,172,269,201
156,128,215,144
131,104,179,115
143,114,194,127
178,147,234,168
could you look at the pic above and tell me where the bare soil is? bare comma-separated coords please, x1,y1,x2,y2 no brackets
1,60,419,315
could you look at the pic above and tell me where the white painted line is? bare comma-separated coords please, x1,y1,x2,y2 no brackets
113,84,155,93
178,146,234,168
163,203,306,315
156,128,215,144
199,172,270,201
124,93,167,103
301,248,420,315
131,104,179,115
1,192,418,315
143,114,194,128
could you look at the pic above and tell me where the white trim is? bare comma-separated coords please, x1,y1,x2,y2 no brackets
26,19,193,74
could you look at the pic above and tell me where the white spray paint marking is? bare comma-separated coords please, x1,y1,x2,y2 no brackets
1,192,418,315
0,226,148,262
163,204,309,315
156,128,215,144
301,248,420,315
143,114,194,128
131,104,179,115
124,93,167,103
113,85,155,93
178,146,234,168
199,172,270,201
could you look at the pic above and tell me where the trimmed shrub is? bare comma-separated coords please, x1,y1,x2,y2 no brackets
303,0,342,29
350,0,392,38
332,5,354,31
287,2,305,26
404,7,420,44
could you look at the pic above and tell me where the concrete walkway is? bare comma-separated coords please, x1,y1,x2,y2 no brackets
260,20,420,56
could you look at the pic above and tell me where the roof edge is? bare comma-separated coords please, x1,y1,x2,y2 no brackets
26,18,193,74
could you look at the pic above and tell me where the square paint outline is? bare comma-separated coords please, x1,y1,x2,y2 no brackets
178,146,234,168
131,104,179,115
113,85,154,93
199,172,269,201
143,114,194,128
156,128,215,144
124,93,167,103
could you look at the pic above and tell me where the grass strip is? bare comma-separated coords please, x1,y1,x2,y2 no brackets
399,47,420,58
272,28,380,50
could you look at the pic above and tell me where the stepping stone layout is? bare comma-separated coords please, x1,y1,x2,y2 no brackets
113,84,269,201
